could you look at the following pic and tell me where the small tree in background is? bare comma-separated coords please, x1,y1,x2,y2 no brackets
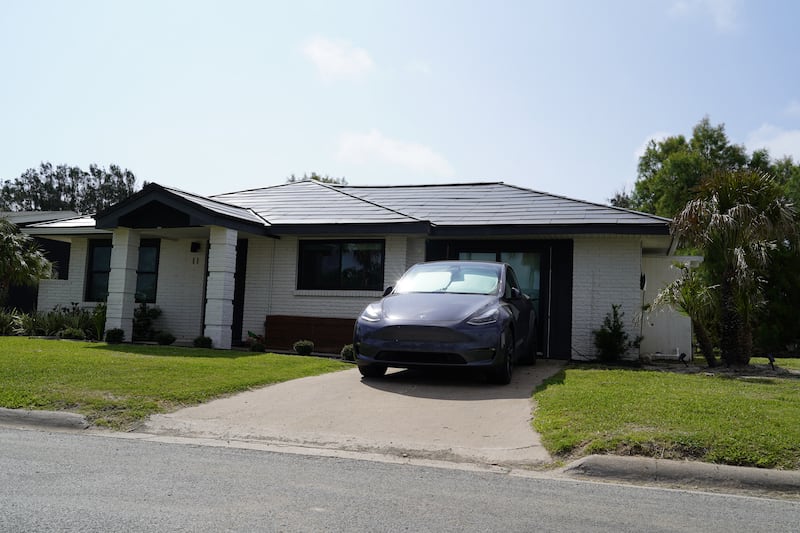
1,162,140,214
286,172,347,185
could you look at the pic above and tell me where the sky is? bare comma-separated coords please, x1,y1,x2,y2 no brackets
2,0,800,205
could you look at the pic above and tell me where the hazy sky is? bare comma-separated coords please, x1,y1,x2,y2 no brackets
2,1,799,204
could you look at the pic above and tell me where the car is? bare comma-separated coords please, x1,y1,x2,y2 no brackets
353,260,536,384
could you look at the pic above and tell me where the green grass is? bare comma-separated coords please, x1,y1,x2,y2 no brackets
0,337,349,429
533,366,800,469
752,356,800,371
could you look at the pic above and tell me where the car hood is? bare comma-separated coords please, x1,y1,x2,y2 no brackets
379,293,496,323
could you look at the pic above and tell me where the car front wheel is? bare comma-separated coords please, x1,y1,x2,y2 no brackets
487,327,514,385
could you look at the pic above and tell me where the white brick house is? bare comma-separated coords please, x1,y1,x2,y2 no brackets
25,181,689,360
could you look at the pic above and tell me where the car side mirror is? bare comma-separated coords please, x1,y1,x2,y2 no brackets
510,287,522,300
382,286,393,297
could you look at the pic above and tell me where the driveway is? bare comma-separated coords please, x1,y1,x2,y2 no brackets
141,360,565,467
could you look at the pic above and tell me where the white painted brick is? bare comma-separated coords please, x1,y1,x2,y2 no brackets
571,235,643,359
154,238,207,343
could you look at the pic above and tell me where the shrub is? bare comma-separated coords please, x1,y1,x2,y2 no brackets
13,312,46,336
193,336,213,349
133,303,162,341
155,331,176,346
106,328,125,344
340,344,355,362
89,303,107,341
0,309,16,335
293,339,314,356
592,304,641,362
250,342,265,352
60,327,86,340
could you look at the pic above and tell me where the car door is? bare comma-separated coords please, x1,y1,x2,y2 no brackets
504,265,533,355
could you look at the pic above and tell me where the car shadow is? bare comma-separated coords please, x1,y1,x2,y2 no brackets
358,360,566,401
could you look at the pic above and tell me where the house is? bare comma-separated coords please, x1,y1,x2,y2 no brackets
23,180,690,359
1,210,76,312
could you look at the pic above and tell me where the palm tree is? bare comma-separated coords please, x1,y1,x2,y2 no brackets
0,217,52,307
672,169,797,365
652,264,719,367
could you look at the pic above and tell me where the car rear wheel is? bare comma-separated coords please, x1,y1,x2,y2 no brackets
358,364,387,378
488,328,513,385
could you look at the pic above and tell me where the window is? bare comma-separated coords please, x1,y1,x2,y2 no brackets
86,240,112,302
298,240,384,290
135,239,160,303
85,239,161,303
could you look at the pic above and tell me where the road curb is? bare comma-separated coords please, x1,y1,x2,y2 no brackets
562,454,800,494
0,407,89,430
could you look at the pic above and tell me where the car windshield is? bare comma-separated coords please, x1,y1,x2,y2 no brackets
393,263,501,295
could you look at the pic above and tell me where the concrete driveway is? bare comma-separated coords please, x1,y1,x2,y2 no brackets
141,360,565,467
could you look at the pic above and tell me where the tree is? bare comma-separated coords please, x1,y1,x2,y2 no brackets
0,217,52,306
0,162,139,214
651,264,718,367
671,169,797,366
286,172,348,185
631,117,750,218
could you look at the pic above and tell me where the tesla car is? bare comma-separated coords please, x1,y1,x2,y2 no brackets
353,261,536,384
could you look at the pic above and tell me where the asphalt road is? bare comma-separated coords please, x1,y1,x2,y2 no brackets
2,427,798,532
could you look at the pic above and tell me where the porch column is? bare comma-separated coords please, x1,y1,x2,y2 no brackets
105,228,140,342
204,226,237,349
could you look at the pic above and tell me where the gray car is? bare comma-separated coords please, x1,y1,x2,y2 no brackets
353,261,536,384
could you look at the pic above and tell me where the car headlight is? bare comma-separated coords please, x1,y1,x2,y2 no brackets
467,307,498,326
360,303,382,322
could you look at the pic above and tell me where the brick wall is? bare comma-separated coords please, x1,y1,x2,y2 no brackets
38,238,89,311
154,238,207,343
571,235,643,359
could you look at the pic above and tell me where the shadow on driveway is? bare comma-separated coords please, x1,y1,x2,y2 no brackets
359,361,563,401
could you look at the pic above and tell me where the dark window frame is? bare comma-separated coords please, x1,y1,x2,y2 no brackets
86,239,113,302
135,239,161,304
297,239,385,291
84,238,161,303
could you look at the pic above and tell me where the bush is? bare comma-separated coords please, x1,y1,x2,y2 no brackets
592,304,641,362
155,331,176,346
59,327,86,340
13,312,48,336
106,328,125,344
250,342,265,352
193,336,213,349
133,303,162,341
89,303,107,341
0,309,16,335
293,339,314,356
340,344,355,362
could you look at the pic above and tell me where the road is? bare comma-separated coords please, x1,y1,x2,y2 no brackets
1,427,798,532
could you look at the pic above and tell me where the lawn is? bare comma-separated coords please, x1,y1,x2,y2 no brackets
0,337,350,429
533,363,800,469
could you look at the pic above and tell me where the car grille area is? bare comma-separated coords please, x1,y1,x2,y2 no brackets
375,351,467,365
371,325,471,343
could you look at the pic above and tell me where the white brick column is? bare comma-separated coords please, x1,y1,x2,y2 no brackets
204,226,237,349
105,228,140,342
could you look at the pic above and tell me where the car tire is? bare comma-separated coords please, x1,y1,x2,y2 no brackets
358,364,387,378
488,328,514,385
